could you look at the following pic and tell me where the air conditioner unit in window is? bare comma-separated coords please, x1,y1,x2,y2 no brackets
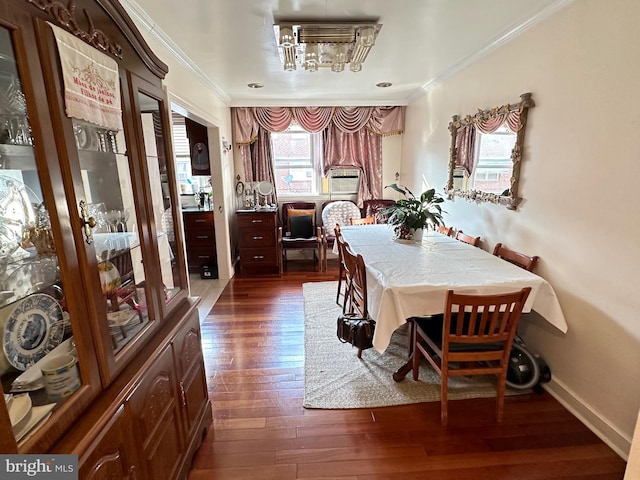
328,168,360,194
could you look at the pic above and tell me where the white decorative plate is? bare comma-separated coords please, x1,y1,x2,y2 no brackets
8,393,31,427
107,310,137,327
99,261,121,294
14,403,56,442
9,378,44,393
3,293,65,371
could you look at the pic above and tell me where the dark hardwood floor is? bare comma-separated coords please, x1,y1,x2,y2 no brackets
188,260,626,479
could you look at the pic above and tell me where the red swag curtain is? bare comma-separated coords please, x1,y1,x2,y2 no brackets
232,106,405,206
455,110,521,177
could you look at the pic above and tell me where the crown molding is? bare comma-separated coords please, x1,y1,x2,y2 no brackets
168,91,222,127
119,0,231,105
229,97,409,108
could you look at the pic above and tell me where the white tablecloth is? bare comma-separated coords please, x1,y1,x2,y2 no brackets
339,224,567,353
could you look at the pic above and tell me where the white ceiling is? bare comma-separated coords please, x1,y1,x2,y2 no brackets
121,0,572,107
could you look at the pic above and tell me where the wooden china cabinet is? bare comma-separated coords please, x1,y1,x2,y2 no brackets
0,0,212,477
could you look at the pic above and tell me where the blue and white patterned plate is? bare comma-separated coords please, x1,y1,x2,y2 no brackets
3,293,64,371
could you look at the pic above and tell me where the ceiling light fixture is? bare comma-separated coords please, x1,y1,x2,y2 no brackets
247,82,264,89
273,21,382,73
376,82,392,88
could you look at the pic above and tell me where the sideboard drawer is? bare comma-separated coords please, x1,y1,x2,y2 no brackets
186,247,216,267
183,211,216,274
237,213,277,229
183,211,214,228
239,247,279,266
238,228,276,247
186,229,216,247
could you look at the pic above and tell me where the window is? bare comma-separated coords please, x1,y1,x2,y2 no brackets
271,125,323,196
472,123,516,195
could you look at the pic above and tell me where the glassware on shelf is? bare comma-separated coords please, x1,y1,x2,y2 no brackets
106,209,120,233
117,208,130,232
86,203,108,233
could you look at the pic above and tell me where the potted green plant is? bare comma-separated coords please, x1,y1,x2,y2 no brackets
381,184,446,241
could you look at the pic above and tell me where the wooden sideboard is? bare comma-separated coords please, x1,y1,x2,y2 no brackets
237,210,280,275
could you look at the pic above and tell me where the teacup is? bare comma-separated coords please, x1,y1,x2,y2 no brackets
40,354,81,399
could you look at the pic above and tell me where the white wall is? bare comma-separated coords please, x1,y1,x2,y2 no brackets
402,0,640,458
130,31,236,280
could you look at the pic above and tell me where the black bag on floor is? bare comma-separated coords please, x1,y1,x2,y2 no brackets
337,313,376,352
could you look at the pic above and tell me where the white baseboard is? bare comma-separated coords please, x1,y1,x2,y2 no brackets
543,377,631,460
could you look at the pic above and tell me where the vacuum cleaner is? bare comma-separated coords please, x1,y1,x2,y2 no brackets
506,335,551,390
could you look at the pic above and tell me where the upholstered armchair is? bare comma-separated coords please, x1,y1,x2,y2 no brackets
320,200,361,269
279,202,324,272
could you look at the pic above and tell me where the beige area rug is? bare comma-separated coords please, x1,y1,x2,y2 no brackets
303,281,509,409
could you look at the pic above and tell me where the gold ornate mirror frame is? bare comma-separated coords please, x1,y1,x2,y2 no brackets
446,93,535,210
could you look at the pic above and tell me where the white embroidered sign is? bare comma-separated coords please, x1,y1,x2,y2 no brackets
49,22,123,131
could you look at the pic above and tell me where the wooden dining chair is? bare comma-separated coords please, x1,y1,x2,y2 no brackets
334,226,351,311
349,216,376,225
411,287,531,426
493,243,539,272
343,245,368,318
342,244,371,358
437,225,454,236
455,230,481,247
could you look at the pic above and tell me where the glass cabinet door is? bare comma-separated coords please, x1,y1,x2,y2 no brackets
0,25,86,449
135,89,184,311
73,117,152,355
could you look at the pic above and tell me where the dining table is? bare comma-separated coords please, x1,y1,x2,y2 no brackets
336,224,567,380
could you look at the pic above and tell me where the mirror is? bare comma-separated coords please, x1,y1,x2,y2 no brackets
257,181,273,197
446,93,534,210
255,181,274,209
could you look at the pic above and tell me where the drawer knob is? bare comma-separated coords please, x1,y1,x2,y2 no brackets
253,255,265,259
251,220,263,223
196,235,209,239
252,236,263,240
